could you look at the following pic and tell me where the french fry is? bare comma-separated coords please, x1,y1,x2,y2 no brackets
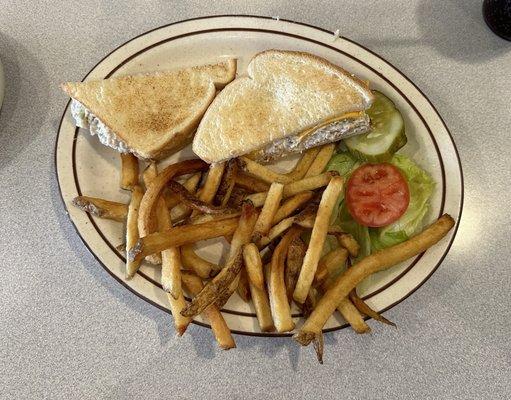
285,237,306,303
164,173,201,209
314,247,349,288
180,162,227,270
304,144,335,177
167,292,191,336
128,217,239,263
180,245,219,279
216,202,259,306
336,297,371,334
349,287,396,327
269,226,303,332
167,181,236,215
125,185,144,279
138,159,209,237
240,156,292,184
272,191,314,225
293,176,344,304
181,273,236,349
234,172,270,193
249,276,275,332
156,195,182,300
237,269,251,302
197,162,226,204
215,158,240,206
246,171,335,207
120,153,139,190
258,217,295,248
189,211,241,225
336,233,360,258
181,250,243,317
294,214,456,345
243,243,264,290
299,290,324,364
72,196,128,222
252,182,284,242
286,147,321,180
142,163,161,265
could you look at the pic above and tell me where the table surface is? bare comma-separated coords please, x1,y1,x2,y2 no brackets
1,1,510,399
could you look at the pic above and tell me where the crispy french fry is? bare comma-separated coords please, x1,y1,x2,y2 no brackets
299,290,324,364
138,159,208,237
243,243,264,290
349,288,396,327
249,276,275,332
156,195,182,300
285,237,306,303
252,182,284,242
189,211,241,225
142,163,161,265
128,218,239,263
167,292,192,336
240,156,292,184
180,245,218,279
234,172,270,193
181,250,243,317
120,153,139,190
336,297,371,334
304,144,335,177
314,247,349,288
294,214,456,345
269,226,303,332
181,273,236,349
179,162,227,269
72,196,128,222
336,233,360,258
286,147,321,180
168,181,235,215
164,173,201,209
294,176,344,303
237,269,251,302
246,171,336,207
258,217,295,248
216,202,259,306
197,162,226,204
272,191,314,225
216,158,240,206
125,186,144,279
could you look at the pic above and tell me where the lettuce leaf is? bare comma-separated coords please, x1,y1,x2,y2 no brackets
337,201,371,262
369,154,435,249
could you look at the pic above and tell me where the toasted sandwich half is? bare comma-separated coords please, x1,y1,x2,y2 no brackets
192,50,373,163
62,59,236,160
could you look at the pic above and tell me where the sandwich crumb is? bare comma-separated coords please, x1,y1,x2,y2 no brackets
333,29,340,41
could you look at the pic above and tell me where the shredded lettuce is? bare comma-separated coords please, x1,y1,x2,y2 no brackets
369,154,435,250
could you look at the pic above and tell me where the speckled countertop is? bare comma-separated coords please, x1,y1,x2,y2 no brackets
0,1,510,399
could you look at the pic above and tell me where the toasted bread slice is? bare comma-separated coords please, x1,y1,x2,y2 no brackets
62,59,236,160
193,51,373,163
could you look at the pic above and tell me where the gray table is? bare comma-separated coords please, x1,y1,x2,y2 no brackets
1,1,510,399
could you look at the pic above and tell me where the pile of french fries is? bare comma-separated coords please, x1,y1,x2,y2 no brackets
72,145,455,362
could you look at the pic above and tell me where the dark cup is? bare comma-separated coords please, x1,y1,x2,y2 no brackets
483,0,511,40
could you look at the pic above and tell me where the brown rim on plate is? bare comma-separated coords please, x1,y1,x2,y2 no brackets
55,15,463,337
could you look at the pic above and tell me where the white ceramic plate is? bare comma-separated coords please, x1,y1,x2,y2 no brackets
55,16,463,336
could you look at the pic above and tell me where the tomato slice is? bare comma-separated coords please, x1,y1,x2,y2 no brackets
346,163,410,227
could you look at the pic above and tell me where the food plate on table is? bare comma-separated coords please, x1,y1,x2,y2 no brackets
55,16,462,353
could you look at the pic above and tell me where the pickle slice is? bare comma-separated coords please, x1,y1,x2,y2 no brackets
345,91,406,162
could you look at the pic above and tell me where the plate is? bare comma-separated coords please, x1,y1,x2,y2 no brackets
55,15,463,336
